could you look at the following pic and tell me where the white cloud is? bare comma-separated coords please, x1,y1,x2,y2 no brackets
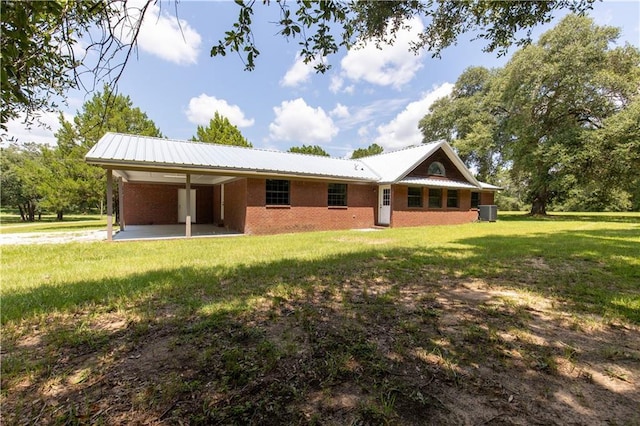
339,17,425,89
373,83,454,150
330,103,350,119
186,94,254,128
281,52,321,87
113,0,201,65
329,75,344,93
337,98,408,130
4,111,74,146
357,125,371,138
268,98,338,143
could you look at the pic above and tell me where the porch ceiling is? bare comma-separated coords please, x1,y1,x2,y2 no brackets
114,169,236,185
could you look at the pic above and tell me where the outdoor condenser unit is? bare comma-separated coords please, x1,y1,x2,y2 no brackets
478,205,498,222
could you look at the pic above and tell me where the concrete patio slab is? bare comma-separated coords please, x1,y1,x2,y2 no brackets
113,224,241,241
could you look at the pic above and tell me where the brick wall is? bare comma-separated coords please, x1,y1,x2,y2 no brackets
223,179,247,233
480,191,495,205
243,178,377,235
123,183,179,225
124,179,496,233
391,185,477,227
123,183,214,225
196,187,214,224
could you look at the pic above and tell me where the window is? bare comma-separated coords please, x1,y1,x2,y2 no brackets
382,188,391,206
266,179,290,205
328,183,347,206
428,188,442,208
407,187,423,208
428,161,445,176
447,190,459,208
471,192,480,209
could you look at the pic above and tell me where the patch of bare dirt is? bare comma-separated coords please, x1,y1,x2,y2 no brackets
2,274,638,425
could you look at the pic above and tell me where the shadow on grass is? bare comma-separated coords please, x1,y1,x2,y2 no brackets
2,227,639,424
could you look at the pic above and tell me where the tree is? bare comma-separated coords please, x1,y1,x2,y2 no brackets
287,145,329,156
0,1,123,131
419,15,640,214
420,66,502,182
2,0,595,130
0,144,43,221
191,112,252,147
351,144,384,159
41,88,163,220
499,15,639,214
212,1,595,72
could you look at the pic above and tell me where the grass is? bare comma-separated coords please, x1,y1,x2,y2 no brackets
0,211,107,234
1,214,639,424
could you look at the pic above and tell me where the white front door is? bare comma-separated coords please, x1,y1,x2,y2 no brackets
178,189,196,223
378,185,391,225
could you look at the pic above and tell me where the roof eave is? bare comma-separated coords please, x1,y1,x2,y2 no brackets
85,158,379,183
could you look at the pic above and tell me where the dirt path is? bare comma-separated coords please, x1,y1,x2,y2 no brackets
0,230,107,245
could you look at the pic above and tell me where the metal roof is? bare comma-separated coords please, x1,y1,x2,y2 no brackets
86,133,380,181
358,142,441,182
398,177,480,189
86,133,499,190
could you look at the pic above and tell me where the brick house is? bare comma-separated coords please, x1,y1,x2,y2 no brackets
86,133,498,240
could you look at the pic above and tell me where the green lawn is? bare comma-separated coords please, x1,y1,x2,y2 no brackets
1,215,639,424
0,211,106,234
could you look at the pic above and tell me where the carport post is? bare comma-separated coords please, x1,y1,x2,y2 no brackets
106,168,113,241
186,174,192,238
118,177,125,231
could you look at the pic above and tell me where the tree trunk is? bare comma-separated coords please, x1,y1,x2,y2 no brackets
57,211,64,221
530,195,547,216
18,205,26,221
27,203,36,222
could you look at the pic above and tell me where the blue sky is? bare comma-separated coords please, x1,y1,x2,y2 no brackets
6,0,640,158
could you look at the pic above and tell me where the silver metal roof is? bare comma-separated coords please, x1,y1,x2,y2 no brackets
398,177,480,189
86,133,498,190
86,133,380,181
358,142,441,183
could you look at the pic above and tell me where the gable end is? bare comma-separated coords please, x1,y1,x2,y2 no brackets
407,148,468,183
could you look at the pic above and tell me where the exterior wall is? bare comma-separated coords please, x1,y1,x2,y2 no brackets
244,178,377,235
123,179,497,233
123,183,179,225
196,186,214,224
480,191,495,205
213,185,222,225
123,182,214,225
391,186,478,228
223,179,248,233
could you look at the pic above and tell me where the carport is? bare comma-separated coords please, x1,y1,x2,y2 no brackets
102,168,237,241
86,133,246,241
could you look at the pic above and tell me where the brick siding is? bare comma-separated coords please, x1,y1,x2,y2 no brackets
123,183,214,225
123,178,496,233
391,185,478,227
243,178,377,235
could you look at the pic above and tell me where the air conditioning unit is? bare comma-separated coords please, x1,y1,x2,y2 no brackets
478,205,498,222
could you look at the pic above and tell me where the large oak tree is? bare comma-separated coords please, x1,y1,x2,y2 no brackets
420,15,640,214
